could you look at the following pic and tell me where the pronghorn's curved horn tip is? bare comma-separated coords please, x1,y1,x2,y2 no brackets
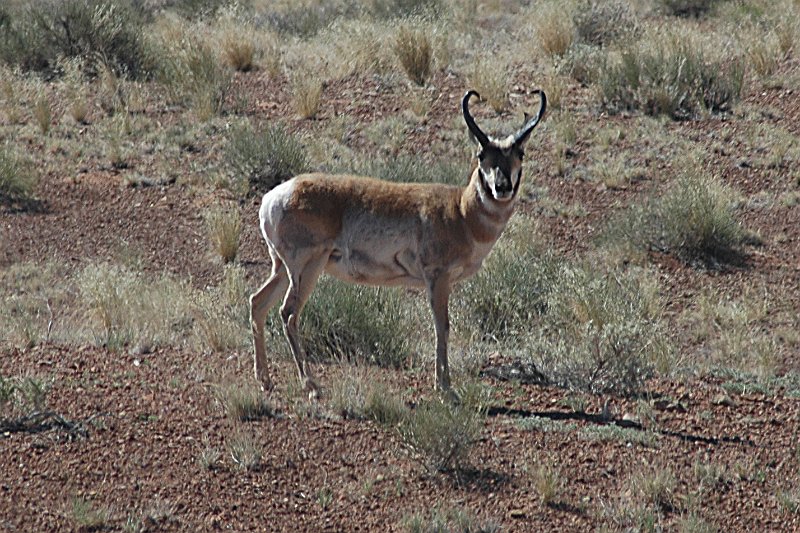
462,90,490,148
513,89,547,145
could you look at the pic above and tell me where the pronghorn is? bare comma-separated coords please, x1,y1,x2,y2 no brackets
249,89,546,397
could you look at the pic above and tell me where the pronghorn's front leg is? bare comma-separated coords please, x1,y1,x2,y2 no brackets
426,271,452,392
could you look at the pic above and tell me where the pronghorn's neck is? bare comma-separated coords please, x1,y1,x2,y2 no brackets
460,167,516,244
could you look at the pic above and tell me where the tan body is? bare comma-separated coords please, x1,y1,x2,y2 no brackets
249,90,546,395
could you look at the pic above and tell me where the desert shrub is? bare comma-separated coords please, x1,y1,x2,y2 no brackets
151,16,232,119
399,397,484,473
0,145,37,201
370,0,444,20
204,203,242,263
573,0,639,46
364,384,408,427
596,30,744,118
214,380,275,421
455,215,559,340
171,0,229,20
0,0,149,78
260,2,358,37
77,263,196,351
225,122,309,193
601,167,746,265
394,25,433,86
558,43,606,85
280,278,422,369
657,0,722,17
533,263,669,395
346,155,465,186
403,506,500,533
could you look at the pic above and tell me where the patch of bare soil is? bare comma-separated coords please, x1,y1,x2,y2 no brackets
2,68,800,531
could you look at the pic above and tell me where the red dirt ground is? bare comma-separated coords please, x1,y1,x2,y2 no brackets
2,64,800,531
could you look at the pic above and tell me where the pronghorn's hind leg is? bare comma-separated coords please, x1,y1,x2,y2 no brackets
249,244,289,392
280,248,331,399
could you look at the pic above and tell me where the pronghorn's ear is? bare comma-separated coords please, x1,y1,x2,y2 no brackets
513,89,547,148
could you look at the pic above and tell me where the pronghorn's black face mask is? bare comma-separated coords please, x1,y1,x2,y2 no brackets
463,89,547,202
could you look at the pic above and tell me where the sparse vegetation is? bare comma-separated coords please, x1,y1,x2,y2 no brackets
394,25,433,86
596,28,744,118
402,506,500,533
0,145,37,201
215,380,275,421
71,496,111,531
225,121,309,193
291,73,323,119
602,164,747,266
228,428,263,471
399,397,483,473
1,1,800,529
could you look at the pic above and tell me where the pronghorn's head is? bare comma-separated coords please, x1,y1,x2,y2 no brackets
463,89,547,202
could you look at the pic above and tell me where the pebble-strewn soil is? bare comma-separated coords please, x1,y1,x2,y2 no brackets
2,52,800,532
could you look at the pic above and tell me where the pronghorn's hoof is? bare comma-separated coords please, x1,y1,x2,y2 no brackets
439,387,461,406
255,371,273,394
303,378,321,401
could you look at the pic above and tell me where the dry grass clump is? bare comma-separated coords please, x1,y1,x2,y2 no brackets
71,497,111,531
394,25,433,86
59,57,90,124
532,463,566,506
228,428,263,471
150,14,232,120
402,506,500,533
221,31,256,72
32,89,52,135
291,73,323,119
215,380,275,421
534,1,576,58
204,203,242,263
0,144,37,201
467,57,509,113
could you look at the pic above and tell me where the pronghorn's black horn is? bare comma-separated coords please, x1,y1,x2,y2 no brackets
513,89,547,146
462,90,491,148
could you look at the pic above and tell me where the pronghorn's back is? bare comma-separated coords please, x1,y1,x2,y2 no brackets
259,173,470,288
